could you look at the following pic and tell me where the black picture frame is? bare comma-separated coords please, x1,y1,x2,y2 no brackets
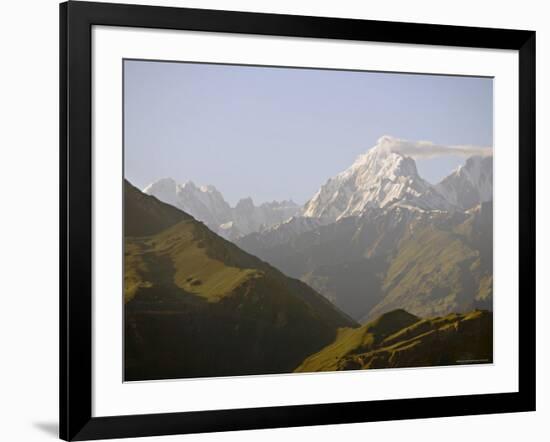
60,1,536,440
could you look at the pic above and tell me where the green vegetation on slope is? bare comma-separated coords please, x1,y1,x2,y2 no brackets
367,203,493,321
296,309,492,372
371,227,478,319
126,221,260,303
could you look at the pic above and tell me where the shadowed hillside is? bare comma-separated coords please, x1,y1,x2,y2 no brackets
124,180,356,381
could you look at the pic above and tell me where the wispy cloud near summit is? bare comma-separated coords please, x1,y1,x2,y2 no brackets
376,136,492,159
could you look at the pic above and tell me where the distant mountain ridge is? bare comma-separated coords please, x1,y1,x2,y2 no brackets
238,202,493,322
258,143,492,246
237,144,491,255
142,138,492,244
144,178,300,240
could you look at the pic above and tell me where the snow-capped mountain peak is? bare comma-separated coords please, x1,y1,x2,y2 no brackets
302,139,451,221
347,138,420,180
144,178,231,230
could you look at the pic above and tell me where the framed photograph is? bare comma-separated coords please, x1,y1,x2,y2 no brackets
60,1,536,440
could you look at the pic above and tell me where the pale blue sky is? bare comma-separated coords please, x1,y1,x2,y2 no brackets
124,60,493,205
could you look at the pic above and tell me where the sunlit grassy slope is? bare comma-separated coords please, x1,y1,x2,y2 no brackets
125,221,260,303
296,309,492,372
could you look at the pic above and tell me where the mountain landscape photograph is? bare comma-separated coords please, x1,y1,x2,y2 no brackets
124,59,494,381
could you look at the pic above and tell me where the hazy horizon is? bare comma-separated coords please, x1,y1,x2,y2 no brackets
124,60,493,206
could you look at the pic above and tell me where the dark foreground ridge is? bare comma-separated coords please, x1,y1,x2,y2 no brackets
296,309,493,372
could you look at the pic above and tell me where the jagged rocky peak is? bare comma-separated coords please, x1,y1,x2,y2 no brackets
261,199,299,209
143,178,231,233
145,178,224,204
349,136,420,180
199,183,218,193
180,180,227,201
436,155,493,210
142,178,301,240
235,196,255,211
